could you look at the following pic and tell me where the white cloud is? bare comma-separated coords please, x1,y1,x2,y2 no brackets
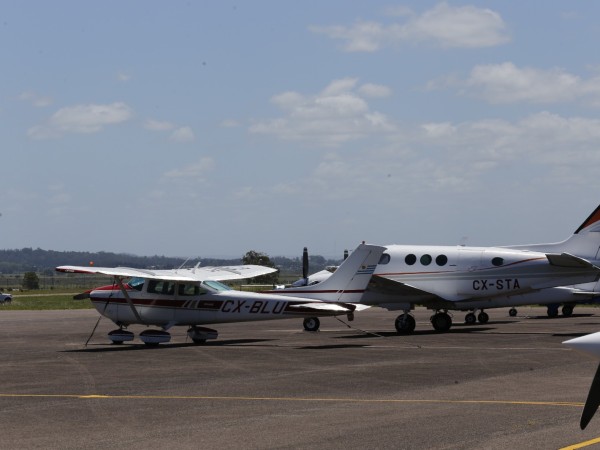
28,102,133,139
310,2,510,52
144,119,175,131
18,90,53,107
358,83,392,98
117,71,132,82
144,119,195,142
466,62,583,104
249,78,395,146
170,126,195,142
163,157,215,179
258,111,600,208
430,62,600,106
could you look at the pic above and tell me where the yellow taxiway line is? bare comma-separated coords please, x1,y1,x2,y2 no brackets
559,436,600,450
0,392,584,407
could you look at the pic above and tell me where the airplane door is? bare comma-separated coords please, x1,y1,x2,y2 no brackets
456,247,484,296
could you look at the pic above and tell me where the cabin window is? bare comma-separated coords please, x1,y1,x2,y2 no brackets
147,280,176,295
379,253,391,265
178,283,201,296
436,255,448,266
405,254,417,265
492,257,504,267
420,254,432,266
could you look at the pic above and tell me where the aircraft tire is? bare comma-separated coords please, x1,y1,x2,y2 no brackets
431,312,452,332
303,317,320,332
477,311,489,324
509,308,517,317
464,312,477,325
547,305,559,318
395,314,416,334
192,338,207,345
562,305,574,317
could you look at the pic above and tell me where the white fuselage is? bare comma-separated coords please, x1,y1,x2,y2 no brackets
364,245,600,311
89,283,347,328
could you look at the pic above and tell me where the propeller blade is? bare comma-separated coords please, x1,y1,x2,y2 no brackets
302,247,309,280
581,363,600,429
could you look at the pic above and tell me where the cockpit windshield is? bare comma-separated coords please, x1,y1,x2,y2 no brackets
128,277,145,291
202,280,231,292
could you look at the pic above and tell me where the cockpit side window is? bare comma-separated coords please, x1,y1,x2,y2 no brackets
379,253,391,265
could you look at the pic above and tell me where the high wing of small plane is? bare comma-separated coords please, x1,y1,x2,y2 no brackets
563,332,600,429
56,243,384,346
57,264,279,282
296,203,600,334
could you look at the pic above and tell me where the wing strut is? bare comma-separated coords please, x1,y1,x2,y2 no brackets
115,276,145,325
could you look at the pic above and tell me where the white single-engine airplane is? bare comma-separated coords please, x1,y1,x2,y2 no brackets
563,332,600,429
56,243,384,346
283,204,600,334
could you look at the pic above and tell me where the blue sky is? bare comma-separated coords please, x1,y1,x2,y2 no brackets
3,1,600,258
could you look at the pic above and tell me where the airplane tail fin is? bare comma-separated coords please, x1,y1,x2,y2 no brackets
274,243,385,303
509,203,600,261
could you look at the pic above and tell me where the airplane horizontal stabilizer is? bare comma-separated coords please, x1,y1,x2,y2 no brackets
287,302,358,313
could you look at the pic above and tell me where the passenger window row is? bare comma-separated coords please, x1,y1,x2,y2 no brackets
405,254,448,267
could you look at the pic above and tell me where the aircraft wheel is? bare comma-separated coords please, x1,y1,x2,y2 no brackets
509,308,517,317
477,311,489,324
464,312,477,325
562,305,574,317
547,305,559,318
303,317,320,332
112,340,124,345
431,312,452,332
395,314,416,334
192,338,207,345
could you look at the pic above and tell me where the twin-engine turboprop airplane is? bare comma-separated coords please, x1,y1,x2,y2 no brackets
56,243,384,346
290,204,600,334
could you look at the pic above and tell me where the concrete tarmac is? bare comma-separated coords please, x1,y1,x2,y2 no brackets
1,306,600,449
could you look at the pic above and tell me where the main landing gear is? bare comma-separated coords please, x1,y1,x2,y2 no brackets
395,313,416,334
431,311,452,332
303,317,321,332
464,310,489,325
547,304,575,318
106,326,219,346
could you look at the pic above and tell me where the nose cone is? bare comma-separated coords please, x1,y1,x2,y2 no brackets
564,331,600,358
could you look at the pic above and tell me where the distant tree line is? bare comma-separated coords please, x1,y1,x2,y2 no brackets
0,248,343,278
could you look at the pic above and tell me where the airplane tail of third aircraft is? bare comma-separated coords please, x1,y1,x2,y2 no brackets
272,243,385,303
